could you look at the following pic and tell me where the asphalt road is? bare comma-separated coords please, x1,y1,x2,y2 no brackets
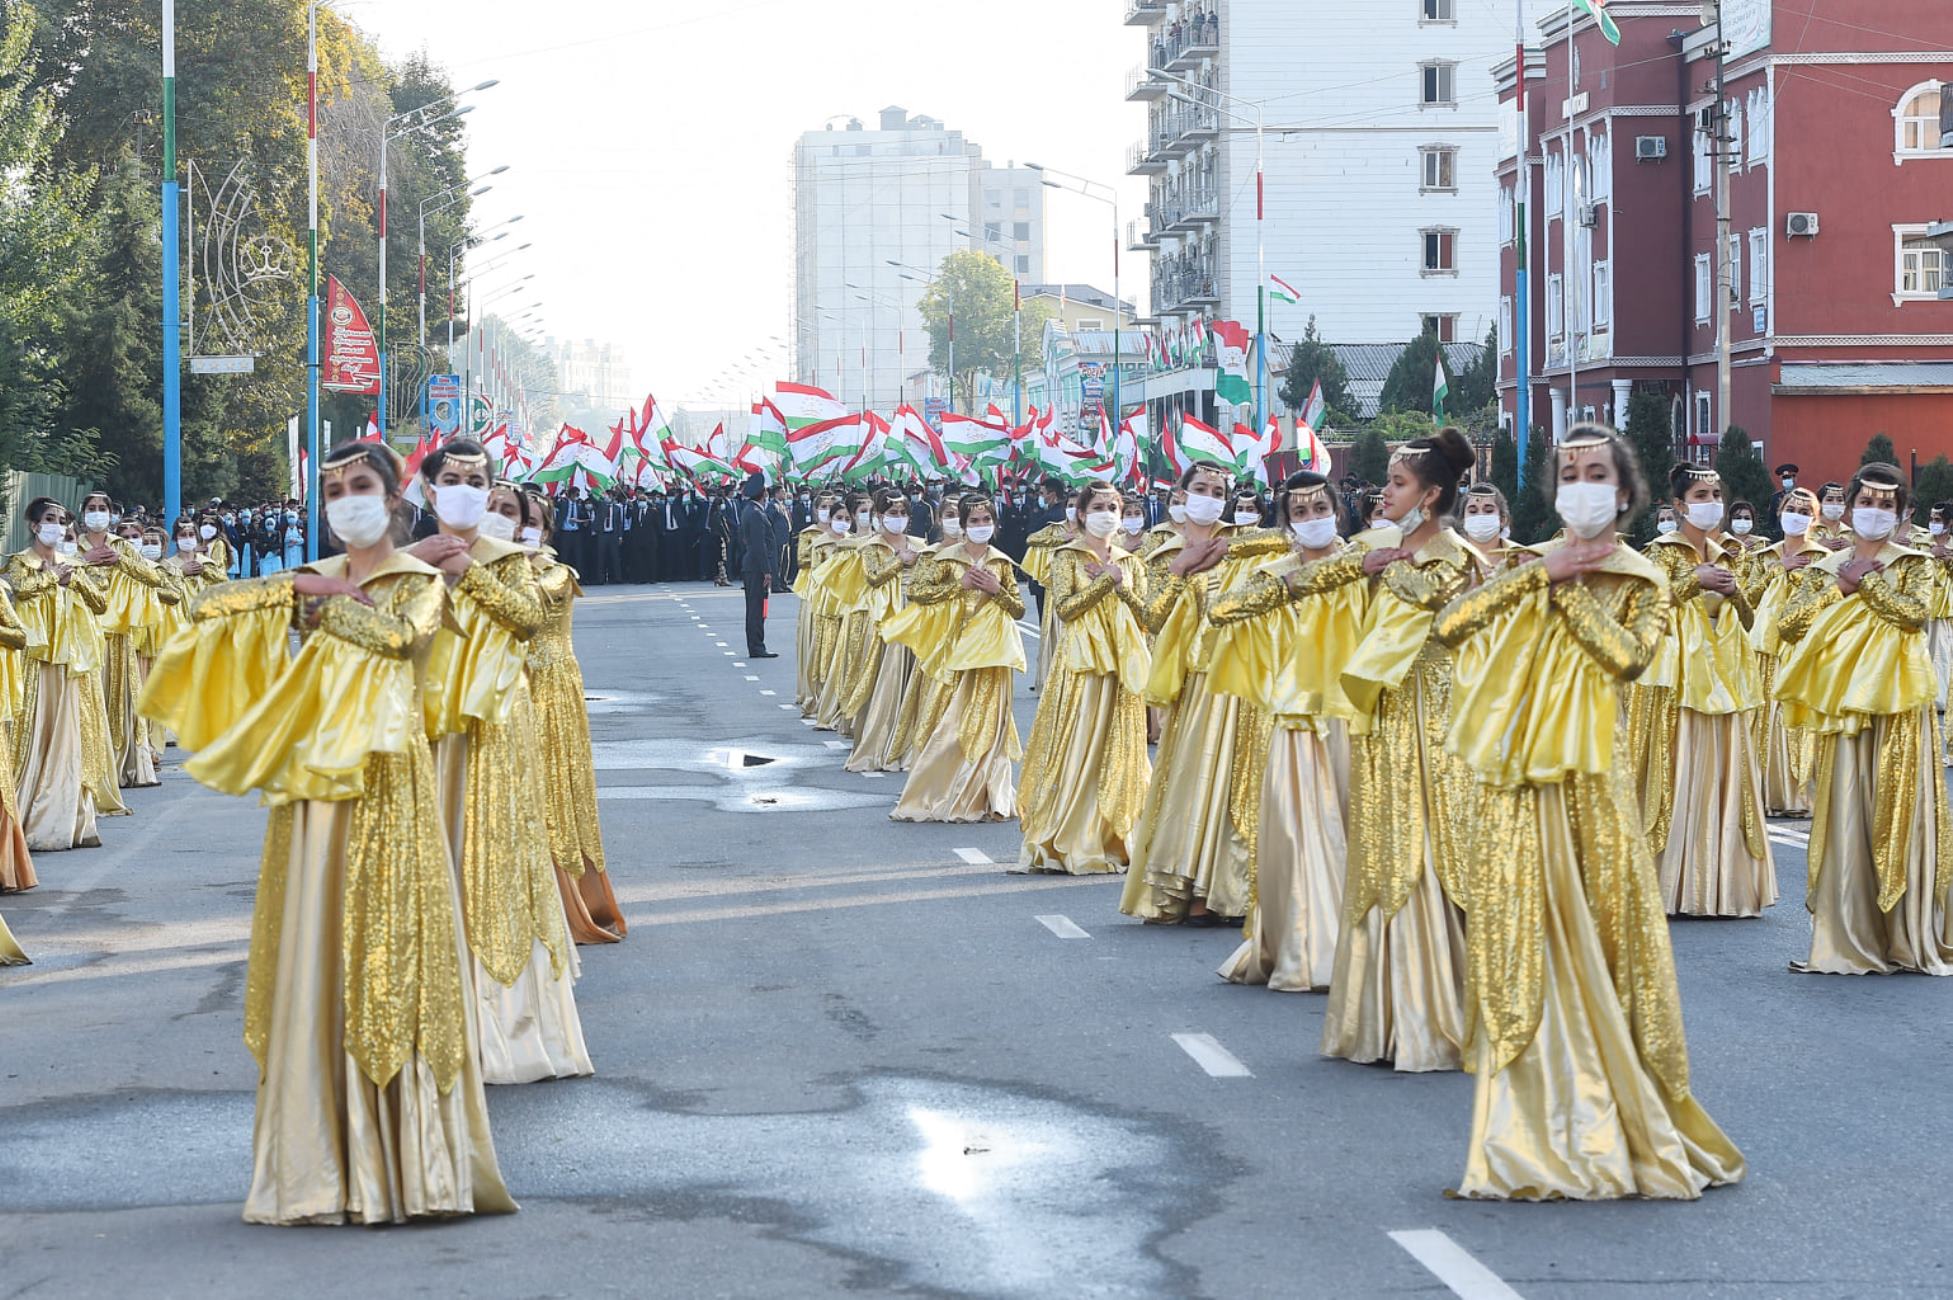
4,582,1951,1299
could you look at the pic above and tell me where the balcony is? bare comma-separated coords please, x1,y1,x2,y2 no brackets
1152,8,1219,72
1124,0,1167,26
1159,185,1217,231
1125,64,1168,101
1149,105,1217,160
1127,139,1166,176
1153,256,1220,314
1126,218,1157,253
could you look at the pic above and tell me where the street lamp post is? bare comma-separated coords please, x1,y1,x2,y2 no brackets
1027,164,1123,441
418,167,505,345
161,0,181,534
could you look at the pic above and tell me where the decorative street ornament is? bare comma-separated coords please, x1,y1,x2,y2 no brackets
184,160,292,366
323,274,380,394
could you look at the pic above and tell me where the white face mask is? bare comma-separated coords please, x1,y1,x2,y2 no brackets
1781,477,1795,489
1182,494,1225,526
1655,519,1678,535
815,508,831,525
1685,501,1724,531
881,515,908,536
1781,512,1812,537
1730,518,1754,536
1167,504,1187,524
477,513,518,543
1393,504,1427,534
940,519,963,539
1851,507,1897,541
56,540,77,558
176,536,199,553
36,522,65,549
1555,481,1622,540
1821,501,1846,521
199,523,218,540
1121,516,1144,535
830,518,850,535
1932,522,1947,538
1231,509,1261,528
434,483,490,529
138,543,163,562
326,494,392,549
1082,510,1120,539
1462,513,1502,542
1292,516,1340,551
854,508,871,528
82,510,110,533
965,524,995,545
519,526,544,548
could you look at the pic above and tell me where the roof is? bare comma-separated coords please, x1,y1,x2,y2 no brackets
1776,362,1953,393
1321,341,1485,384
1023,283,1136,315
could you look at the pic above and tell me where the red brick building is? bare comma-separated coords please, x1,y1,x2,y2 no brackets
1495,1,1952,483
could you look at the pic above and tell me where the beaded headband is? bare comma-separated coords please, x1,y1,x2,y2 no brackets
1678,465,1720,484
1856,469,1904,491
320,444,388,483
438,449,489,470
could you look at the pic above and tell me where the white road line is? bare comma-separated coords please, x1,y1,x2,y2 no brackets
822,740,849,751
745,675,760,681
953,847,993,865
1036,914,1091,940
716,642,729,647
732,662,747,667
1171,1033,1253,1078
1388,1230,1524,1300
860,771,885,779
723,651,735,656
760,689,777,696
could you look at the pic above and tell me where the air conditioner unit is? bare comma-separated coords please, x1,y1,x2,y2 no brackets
1696,106,1717,132
1635,135,1668,161
1786,211,1820,238
1577,204,1599,228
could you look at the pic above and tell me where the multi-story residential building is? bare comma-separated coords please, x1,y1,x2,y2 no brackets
551,336,633,415
1496,0,1953,477
791,107,1046,412
1126,0,1543,430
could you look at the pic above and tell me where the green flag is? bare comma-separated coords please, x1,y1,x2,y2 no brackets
1433,352,1450,425
1573,0,1621,45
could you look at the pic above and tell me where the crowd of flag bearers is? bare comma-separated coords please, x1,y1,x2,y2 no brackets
797,419,1953,1200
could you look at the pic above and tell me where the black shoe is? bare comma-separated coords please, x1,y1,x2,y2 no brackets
751,651,779,659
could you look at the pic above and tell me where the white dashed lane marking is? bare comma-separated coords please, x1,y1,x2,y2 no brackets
1171,1033,1252,1079
1036,914,1091,940
1388,1230,1525,1300
953,848,993,865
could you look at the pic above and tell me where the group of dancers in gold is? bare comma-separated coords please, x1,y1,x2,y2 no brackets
3,438,625,1225
796,421,1953,1200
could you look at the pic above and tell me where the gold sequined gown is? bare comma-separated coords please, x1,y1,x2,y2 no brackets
1631,533,1776,917
1208,545,1367,991
425,536,590,1083
1014,542,1151,875
138,557,514,1225
1775,541,1953,974
1022,523,1068,689
886,544,1026,823
0,589,37,892
1119,528,1285,923
1748,538,1825,816
791,527,826,711
883,542,955,771
1319,527,1472,1073
1435,542,1746,1199
811,536,868,732
0,909,25,964
530,552,623,945
8,553,105,851
844,536,918,774
86,533,167,788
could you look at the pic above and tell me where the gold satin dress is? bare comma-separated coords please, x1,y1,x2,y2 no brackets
1435,542,1746,1199
1022,523,1067,690
530,552,624,945
1775,542,1953,974
1014,542,1151,875
883,543,955,771
424,537,590,1084
887,545,1026,823
0,589,38,892
0,909,25,964
139,556,514,1225
88,533,167,788
1631,534,1776,917
8,553,104,852
1208,546,1368,991
1319,527,1473,1073
844,536,919,774
791,527,825,711
811,537,869,733
1749,537,1826,816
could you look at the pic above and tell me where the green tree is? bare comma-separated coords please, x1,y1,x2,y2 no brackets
1912,454,1953,525
1377,329,1444,417
917,249,1052,414
1276,315,1355,428
1714,424,1773,519
1861,432,1897,467
1348,426,1390,485
1623,387,1675,545
1512,425,1557,544
1449,326,1499,418
1488,425,1521,509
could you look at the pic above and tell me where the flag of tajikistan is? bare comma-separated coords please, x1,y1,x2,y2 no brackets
1269,275,1301,307
1573,0,1620,44
1432,352,1450,425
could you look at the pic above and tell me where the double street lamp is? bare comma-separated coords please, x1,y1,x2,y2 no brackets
418,166,508,345
1026,163,1123,440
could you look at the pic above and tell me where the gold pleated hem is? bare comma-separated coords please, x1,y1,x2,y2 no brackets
890,668,1018,824
474,936,596,1085
15,663,101,853
1319,865,1466,1073
0,911,27,965
1120,674,1252,922
1219,725,1347,992
1657,709,1778,918
1015,671,1148,877
844,643,914,773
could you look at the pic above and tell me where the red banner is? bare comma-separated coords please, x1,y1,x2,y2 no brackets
322,274,380,395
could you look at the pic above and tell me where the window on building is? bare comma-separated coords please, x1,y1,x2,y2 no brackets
1421,228,1456,273
1547,273,1565,338
1421,0,1455,21
1727,234,1742,307
1749,228,1769,305
1420,146,1458,191
1726,98,1744,164
1077,317,1105,331
1896,83,1945,154
1015,254,1031,275
1695,391,1713,439
1694,254,1712,322
988,192,1002,208
1013,187,1031,207
1498,295,1513,355
1693,125,1712,193
1420,62,1456,107
1498,185,1515,244
1747,87,1771,166
1421,313,1458,342
984,221,1001,243
1592,260,1612,329
1013,221,1031,241
1896,225,1946,300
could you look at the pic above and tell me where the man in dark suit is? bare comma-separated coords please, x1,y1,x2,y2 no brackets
591,489,625,585
738,473,778,658
555,489,589,574
656,489,692,582
767,485,794,586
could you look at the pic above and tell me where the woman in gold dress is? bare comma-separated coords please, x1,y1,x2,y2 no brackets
0,911,25,964
1021,487,1074,692
844,489,923,774
1633,464,1775,917
883,496,962,772
0,582,37,893
1922,501,1953,721
791,491,836,712
77,493,167,789
1320,429,1479,1073
1015,482,1151,874
811,493,869,733
10,500,106,852
414,441,590,1084
508,490,624,946
1209,471,1366,990
1435,423,1745,1200
1119,464,1283,925
1458,483,1515,577
1775,462,1953,975
888,494,1026,823
1116,494,1149,556
1750,489,1825,817
139,441,513,1225
1811,481,1852,550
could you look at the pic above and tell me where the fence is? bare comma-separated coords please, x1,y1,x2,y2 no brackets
0,471,95,555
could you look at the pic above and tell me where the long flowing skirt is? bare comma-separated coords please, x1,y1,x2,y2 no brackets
434,732,593,1084
794,594,819,710
845,640,915,773
1794,709,1953,975
0,910,25,965
244,796,515,1225
1220,722,1348,991
532,656,621,945
1458,779,1746,1200
14,663,100,852
104,632,159,789
1930,618,1953,712
0,724,36,893
1015,668,1149,875
1757,656,1811,817
1120,672,1254,922
890,667,1019,823
1657,709,1777,917
814,612,869,735
1320,861,1466,1072
79,670,127,817
889,665,943,770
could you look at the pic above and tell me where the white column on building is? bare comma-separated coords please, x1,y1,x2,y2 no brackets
1611,378,1632,428
1550,386,1567,441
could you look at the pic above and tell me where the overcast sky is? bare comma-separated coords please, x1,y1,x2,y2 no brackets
355,0,1149,415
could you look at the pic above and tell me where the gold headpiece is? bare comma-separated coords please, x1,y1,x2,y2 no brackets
1558,429,1610,463
320,443,377,483
1387,443,1422,467
1464,481,1501,496
1679,464,1720,483
1857,467,1904,491
439,448,489,470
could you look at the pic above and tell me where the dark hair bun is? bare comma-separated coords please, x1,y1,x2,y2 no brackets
1666,462,1696,500
1430,426,1475,478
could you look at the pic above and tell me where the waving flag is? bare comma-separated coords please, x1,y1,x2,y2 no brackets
1210,319,1254,406
1162,414,1236,478
1293,418,1334,478
773,381,848,430
1572,0,1620,44
1301,379,1328,431
1269,274,1302,307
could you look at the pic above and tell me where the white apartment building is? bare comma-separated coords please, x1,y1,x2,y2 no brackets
551,336,633,414
1128,0,1546,363
792,107,1046,411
